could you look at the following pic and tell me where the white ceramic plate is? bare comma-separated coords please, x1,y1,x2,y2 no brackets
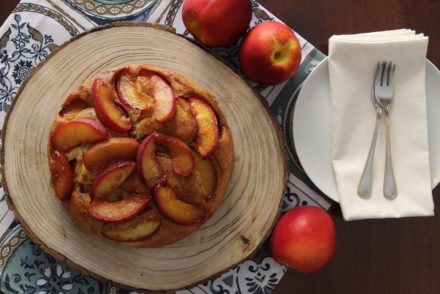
293,58,440,202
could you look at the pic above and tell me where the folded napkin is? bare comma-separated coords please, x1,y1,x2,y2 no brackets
329,29,434,220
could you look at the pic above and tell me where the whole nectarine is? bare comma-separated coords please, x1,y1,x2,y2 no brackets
270,206,335,273
182,0,252,47
239,21,302,85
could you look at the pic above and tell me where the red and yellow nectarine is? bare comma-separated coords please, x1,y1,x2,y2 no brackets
270,206,335,273
239,21,302,85
182,0,252,47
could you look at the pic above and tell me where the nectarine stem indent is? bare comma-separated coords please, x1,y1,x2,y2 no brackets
272,40,297,67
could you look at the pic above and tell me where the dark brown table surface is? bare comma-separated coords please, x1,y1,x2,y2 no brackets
1,1,440,293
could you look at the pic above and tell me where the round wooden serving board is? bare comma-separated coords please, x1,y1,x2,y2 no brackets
1,23,287,291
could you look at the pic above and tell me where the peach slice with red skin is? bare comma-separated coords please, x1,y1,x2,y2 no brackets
154,185,204,225
157,153,215,205
91,161,136,201
51,118,108,152
137,132,194,188
192,152,217,198
116,68,153,113
138,70,176,122
88,194,150,223
137,134,164,188
92,78,132,133
133,99,197,141
49,150,73,200
83,137,139,172
59,98,90,120
154,133,194,176
189,97,219,158
102,209,160,241
163,98,197,142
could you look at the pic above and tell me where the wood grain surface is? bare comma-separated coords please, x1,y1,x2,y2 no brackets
1,1,440,293
1,23,286,291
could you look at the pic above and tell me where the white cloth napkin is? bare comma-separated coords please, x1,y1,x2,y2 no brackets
329,29,434,220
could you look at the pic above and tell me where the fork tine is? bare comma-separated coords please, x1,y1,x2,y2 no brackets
374,62,382,92
386,62,392,86
374,62,385,108
380,62,387,86
372,71,377,106
389,63,396,87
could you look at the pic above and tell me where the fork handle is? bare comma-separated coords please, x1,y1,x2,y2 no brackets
384,110,398,199
357,109,381,199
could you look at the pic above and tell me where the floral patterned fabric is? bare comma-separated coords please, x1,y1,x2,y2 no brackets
1,14,58,113
0,1,330,293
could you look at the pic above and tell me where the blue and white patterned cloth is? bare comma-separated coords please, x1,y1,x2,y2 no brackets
0,1,330,293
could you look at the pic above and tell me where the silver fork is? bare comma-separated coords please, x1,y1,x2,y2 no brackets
375,61,398,199
357,64,383,199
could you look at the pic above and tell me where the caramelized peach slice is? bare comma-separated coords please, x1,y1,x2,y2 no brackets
116,69,153,113
154,133,194,176
157,153,216,203
138,71,176,122
156,156,199,205
137,132,194,188
91,161,136,200
88,194,149,223
83,137,139,171
189,97,219,158
192,152,217,198
59,99,90,120
151,75,176,122
92,78,132,133
49,150,73,200
51,118,108,152
156,155,192,203
163,98,197,142
154,185,204,225
134,100,197,142
137,134,164,188
102,209,160,241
